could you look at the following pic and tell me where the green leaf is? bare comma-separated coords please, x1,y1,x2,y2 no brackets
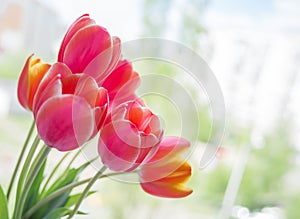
77,210,88,215
43,208,87,219
33,161,91,218
65,191,96,208
44,207,70,219
43,168,79,197
23,160,46,214
41,151,71,195
43,160,90,198
0,185,9,219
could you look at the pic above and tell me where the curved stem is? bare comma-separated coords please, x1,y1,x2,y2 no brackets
14,135,40,210
66,147,84,170
7,120,35,200
13,146,51,219
25,144,49,182
41,147,86,196
67,166,107,219
41,151,71,195
41,145,85,196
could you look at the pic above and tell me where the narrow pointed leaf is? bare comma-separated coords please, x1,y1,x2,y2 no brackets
65,191,96,208
23,160,47,214
44,207,71,219
0,185,9,219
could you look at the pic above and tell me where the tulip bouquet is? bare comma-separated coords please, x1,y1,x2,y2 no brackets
0,14,193,219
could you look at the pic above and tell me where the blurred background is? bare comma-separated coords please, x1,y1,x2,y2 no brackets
1,0,300,218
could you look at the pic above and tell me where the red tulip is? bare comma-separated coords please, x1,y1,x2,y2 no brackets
102,59,140,105
58,14,121,83
17,54,51,110
33,63,108,151
98,100,163,172
139,137,193,198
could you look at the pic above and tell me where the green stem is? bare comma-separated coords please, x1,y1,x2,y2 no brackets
15,135,40,208
41,151,71,195
25,144,49,182
66,147,84,170
7,120,35,200
67,166,107,219
41,147,84,196
23,170,135,219
13,146,51,219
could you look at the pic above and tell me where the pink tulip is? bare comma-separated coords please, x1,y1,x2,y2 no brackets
17,54,51,110
58,14,121,83
98,100,163,172
139,137,193,198
33,63,108,151
102,59,140,105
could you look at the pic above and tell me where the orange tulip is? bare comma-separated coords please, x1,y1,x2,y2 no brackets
17,54,50,110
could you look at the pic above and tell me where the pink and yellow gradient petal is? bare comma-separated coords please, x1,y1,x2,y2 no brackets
139,137,193,198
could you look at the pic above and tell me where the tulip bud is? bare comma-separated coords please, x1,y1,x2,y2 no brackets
17,54,50,110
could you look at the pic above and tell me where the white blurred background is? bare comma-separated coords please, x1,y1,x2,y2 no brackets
1,0,300,218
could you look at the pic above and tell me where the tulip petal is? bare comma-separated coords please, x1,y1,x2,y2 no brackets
71,74,108,135
102,60,133,94
140,181,193,198
140,159,191,182
33,75,62,116
146,137,190,164
127,102,154,132
63,25,112,76
73,74,103,107
17,55,51,110
58,14,95,62
140,161,192,198
96,36,122,84
18,55,33,109
158,162,192,184
104,36,122,75
93,88,108,130
28,62,51,109
98,121,141,171
115,71,140,101
93,101,108,134
138,136,193,198
35,62,72,94
32,63,72,113
103,60,140,105
36,95,94,151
